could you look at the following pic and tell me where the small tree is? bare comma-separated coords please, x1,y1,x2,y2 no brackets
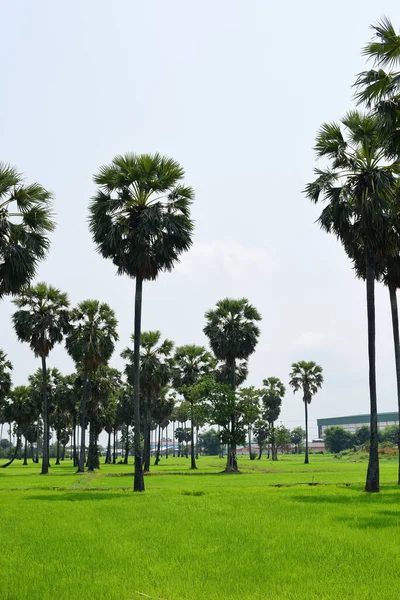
291,427,306,454
323,426,355,454
289,361,323,464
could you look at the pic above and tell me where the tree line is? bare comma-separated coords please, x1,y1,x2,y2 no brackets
2,17,400,493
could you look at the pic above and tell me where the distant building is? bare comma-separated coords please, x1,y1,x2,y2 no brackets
317,411,399,438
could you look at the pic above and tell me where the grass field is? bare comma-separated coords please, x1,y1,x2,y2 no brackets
1,454,399,600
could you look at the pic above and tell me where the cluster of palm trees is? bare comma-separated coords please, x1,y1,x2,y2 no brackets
2,18,400,494
305,17,400,492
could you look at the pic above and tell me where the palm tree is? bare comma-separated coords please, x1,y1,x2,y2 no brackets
1,385,36,468
121,331,173,473
12,283,69,474
65,300,118,473
89,153,194,492
305,110,399,492
0,163,54,300
355,17,400,159
172,345,215,469
289,361,323,464
204,298,261,472
262,377,285,461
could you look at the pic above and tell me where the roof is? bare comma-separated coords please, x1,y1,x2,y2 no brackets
317,411,399,427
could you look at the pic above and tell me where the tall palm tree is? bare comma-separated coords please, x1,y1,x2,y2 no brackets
305,110,399,492
204,298,261,472
12,283,69,474
89,153,194,492
1,385,36,468
121,330,173,473
172,345,215,469
262,377,285,461
289,361,323,465
0,164,55,300
65,300,118,473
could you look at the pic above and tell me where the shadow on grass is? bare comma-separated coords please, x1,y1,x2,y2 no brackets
336,510,400,530
25,491,133,502
290,490,400,505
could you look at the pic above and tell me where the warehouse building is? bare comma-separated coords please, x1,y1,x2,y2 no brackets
317,411,399,438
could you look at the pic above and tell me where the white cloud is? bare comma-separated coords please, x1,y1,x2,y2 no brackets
294,332,337,350
177,239,277,280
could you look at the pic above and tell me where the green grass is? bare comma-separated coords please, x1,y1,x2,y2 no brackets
0,455,399,599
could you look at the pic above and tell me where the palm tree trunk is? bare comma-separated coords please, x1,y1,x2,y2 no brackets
155,425,161,465
35,420,40,463
113,427,117,464
196,425,199,460
388,283,400,485
172,421,175,457
105,431,111,464
144,426,151,472
55,436,60,465
62,443,66,461
226,361,238,472
133,276,145,491
272,423,278,461
23,437,28,465
365,255,379,492
190,400,197,469
41,356,49,475
258,445,262,460
78,367,88,473
72,418,78,466
248,426,252,460
304,400,309,465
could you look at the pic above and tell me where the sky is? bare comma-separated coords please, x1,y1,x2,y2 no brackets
1,0,400,440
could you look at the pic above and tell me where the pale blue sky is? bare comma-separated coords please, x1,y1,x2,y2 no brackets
1,0,400,438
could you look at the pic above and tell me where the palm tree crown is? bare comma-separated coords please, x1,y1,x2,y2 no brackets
89,153,194,280
0,163,54,298
305,110,399,258
289,361,323,403
204,298,261,366
65,300,119,370
12,283,70,357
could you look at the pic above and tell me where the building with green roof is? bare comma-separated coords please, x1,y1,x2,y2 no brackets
317,412,399,438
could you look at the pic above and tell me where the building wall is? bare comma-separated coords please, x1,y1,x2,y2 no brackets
317,412,399,438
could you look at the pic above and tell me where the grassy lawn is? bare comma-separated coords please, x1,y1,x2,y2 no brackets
0,455,399,600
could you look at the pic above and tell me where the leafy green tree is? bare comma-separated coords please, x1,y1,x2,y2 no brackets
122,331,173,472
354,425,371,447
198,428,220,456
289,361,323,465
204,298,261,472
262,377,285,461
65,300,118,473
89,153,194,492
12,283,69,474
380,424,399,445
172,345,215,469
0,350,12,411
0,163,54,298
323,426,355,454
275,425,292,454
291,427,306,454
304,110,398,492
